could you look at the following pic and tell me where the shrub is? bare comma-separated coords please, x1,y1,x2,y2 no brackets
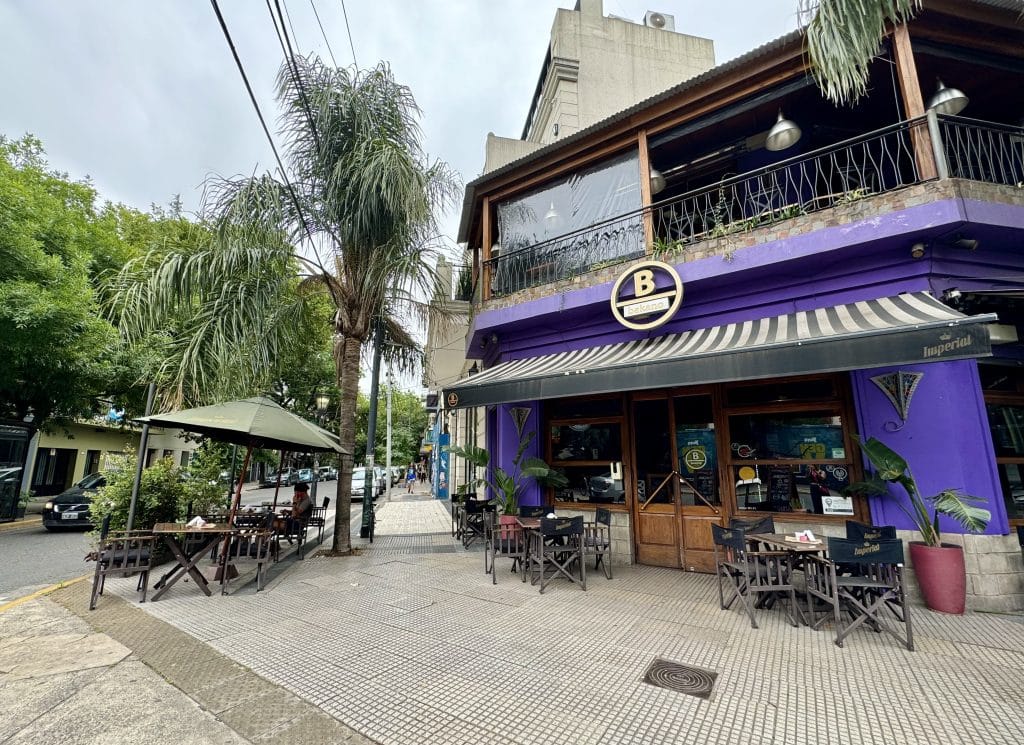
90,450,185,537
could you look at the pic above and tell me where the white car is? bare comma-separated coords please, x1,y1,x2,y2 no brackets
350,467,385,501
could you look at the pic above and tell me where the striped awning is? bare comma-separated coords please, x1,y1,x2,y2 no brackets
444,292,997,409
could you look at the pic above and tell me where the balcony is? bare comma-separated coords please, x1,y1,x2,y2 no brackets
481,114,1024,301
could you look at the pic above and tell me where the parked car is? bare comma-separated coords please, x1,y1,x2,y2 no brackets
350,467,372,502
297,467,316,484
42,472,106,531
261,468,299,487
389,466,402,485
317,466,336,481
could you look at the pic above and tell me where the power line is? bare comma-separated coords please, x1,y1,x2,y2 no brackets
271,0,323,157
207,0,317,254
280,0,302,52
339,0,358,69
309,0,338,67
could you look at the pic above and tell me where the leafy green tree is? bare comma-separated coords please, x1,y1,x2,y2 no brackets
90,451,184,536
108,58,459,554
800,0,921,105
354,387,429,467
0,135,122,427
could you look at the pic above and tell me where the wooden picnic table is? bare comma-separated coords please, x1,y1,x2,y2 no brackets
150,522,237,600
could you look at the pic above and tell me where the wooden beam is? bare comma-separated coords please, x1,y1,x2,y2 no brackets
892,23,938,180
637,130,654,253
481,197,492,302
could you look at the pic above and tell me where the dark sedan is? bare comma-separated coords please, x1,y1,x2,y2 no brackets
42,473,106,531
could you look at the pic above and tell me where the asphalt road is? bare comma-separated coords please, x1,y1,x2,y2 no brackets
0,481,381,603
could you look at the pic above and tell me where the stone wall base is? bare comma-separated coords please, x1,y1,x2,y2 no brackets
556,508,635,567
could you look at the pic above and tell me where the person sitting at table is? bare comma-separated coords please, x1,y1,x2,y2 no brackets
284,482,312,543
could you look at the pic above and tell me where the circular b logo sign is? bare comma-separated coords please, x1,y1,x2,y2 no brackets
446,392,459,408
610,260,683,330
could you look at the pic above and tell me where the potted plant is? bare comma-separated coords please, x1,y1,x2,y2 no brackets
16,491,32,519
846,436,990,614
447,431,568,520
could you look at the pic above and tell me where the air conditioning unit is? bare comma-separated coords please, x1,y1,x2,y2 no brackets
644,11,675,31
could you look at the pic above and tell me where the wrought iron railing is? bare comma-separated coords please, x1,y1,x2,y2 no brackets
938,115,1024,187
481,115,1022,300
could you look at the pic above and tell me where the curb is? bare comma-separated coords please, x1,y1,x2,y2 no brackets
0,515,42,532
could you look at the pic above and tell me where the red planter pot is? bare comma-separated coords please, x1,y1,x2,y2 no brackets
909,542,966,615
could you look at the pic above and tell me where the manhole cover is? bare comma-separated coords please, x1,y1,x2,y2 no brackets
642,657,717,699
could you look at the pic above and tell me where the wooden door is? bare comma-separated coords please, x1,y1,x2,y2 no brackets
674,393,725,573
631,397,681,568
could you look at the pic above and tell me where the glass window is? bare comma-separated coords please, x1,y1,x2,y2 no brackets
553,465,625,505
728,411,846,461
634,399,673,504
732,463,853,515
490,154,643,296
987,402,1024,457
726,379,836,407
550,423,621,462
546,396,622,420
979,364,1024,393
985,401,1024,522
997,463,1024,521
675,395,720,506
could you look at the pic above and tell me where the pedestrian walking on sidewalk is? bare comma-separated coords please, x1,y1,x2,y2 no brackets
417,461,426,485
406,463,416,493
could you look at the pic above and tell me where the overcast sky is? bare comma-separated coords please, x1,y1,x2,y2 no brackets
0,0,800,254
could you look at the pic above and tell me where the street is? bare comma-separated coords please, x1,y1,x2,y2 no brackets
0,481,379,603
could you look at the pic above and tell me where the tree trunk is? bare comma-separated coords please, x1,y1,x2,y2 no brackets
331,333,362,553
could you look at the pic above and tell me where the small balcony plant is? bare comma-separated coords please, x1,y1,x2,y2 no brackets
447,431,568,517
845,436,990,614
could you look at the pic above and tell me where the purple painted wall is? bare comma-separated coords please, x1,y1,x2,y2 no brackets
496,402,544,507
851,360,1010,535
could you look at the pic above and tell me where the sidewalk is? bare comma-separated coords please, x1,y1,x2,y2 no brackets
6,489,1024,744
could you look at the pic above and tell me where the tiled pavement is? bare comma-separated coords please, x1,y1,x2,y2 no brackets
59,496,1024,744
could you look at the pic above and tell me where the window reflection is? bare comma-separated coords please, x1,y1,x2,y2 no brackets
728,412,846,461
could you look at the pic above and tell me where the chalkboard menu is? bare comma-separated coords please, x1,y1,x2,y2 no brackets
767,467,795,511
685,469,718,504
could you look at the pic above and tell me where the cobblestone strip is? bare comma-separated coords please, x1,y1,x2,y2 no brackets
50,580,378,745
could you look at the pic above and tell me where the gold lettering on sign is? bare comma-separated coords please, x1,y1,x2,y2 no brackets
854,543,881,556
633,270,656,298
610,260,684,331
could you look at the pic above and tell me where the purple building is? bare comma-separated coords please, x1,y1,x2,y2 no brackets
442,1,1024,611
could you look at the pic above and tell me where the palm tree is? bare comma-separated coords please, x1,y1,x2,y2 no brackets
109,57,459,553
800,0,921,105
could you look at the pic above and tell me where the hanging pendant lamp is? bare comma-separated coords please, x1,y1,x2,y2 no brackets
766,110,802,152
927,79,968,116
649,167,667,196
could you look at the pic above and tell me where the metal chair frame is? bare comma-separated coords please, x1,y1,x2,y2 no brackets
712,524,798,628
583,507,613,579
528,516,586,593
89,515,155,610
483,511,525,584
804,537,914,650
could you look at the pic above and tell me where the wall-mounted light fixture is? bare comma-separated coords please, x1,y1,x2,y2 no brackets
952,235,979,251
910,242,926,259
468,362,479,375
766,110,802,152
941,287,962,304
927,79,969,116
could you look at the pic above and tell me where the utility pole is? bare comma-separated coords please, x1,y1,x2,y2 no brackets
360,318,384,538
385,369,394,496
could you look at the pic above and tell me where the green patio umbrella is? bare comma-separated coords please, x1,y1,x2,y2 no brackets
136,397,346,541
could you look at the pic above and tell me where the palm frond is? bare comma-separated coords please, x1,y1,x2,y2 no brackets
801,0,922,105
931,489,992,535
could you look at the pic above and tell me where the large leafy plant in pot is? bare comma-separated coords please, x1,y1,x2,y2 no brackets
846,436,990,614
447,431,568,517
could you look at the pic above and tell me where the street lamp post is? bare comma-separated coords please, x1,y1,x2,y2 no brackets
312,392,331,502
385,369,395,496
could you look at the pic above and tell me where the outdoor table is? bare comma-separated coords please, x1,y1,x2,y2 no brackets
150,522,237,600
747,532,829,626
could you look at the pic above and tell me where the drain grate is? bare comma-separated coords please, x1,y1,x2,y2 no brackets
642,657,717,699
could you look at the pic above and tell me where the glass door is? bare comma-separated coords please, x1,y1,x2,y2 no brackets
631,397,681,567
674,393,723,573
